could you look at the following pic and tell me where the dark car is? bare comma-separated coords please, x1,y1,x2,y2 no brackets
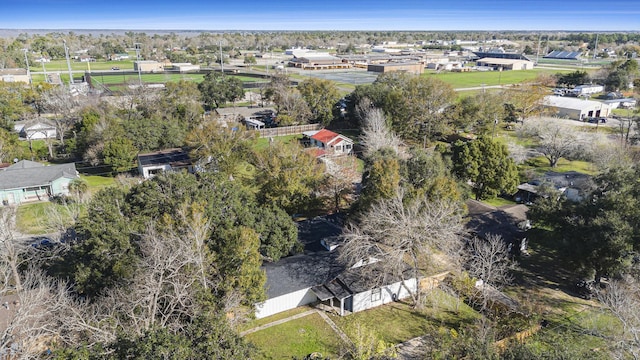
30,237,54,249
111,67,120,70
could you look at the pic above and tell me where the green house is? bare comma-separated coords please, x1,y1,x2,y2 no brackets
0,160,79,206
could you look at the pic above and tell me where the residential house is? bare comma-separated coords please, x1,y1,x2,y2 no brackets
465,199,530,255
312,263,417,316
255,215,419,319
0,160,79,206
303,129,354,157
137,148,193,179
110,53,130,61
515,171,592,203
13,119,57,140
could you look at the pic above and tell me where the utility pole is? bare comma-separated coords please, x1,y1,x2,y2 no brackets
22,49,31,85
63,39,74,87
535,34,541,65
593,34,599,60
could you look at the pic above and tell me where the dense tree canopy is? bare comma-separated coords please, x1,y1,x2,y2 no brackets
529,166,640,282
452,137,519,200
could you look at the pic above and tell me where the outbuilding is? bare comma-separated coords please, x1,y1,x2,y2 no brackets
133,60,164,73
542,96,611,121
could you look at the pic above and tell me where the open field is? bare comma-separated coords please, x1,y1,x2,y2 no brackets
426,68,573,89
30,59,135,72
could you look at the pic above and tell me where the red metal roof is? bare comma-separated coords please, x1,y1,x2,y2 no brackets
310,129,339,144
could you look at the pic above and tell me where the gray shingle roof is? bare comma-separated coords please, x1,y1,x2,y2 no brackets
0,161,78,190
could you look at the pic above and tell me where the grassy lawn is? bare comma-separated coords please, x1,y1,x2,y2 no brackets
504,228,620,356
239,306,314,333
483,197,517,207
246,312,345,360
80,174,116,194
331,292,480,345
426,68,571,89
520,156,598,176
15,202,62,234
253,134,302,151
30,59,136,72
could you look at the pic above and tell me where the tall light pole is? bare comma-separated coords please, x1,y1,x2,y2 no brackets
22,49,31,85
63,39,74,87
134,43,142,86
219,40,224,75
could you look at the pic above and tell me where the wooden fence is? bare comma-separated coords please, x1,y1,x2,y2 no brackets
257,124,321,138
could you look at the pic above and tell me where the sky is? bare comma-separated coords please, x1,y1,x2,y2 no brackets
1,0,639,31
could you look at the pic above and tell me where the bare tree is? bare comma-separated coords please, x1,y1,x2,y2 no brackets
0,206,25,292
598,274,640,360
518,119,586,167
358,100,403,157
465,234,515,312
42,86,81,150
339,190,465,305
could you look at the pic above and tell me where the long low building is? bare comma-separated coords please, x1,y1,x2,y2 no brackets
543,96,611,120
367,62,424,74
476,58,534,70
0,68,29,83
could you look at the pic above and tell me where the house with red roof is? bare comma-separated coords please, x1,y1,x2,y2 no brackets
304,129,354,157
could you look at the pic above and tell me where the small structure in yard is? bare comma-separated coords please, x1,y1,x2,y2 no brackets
0,160,79,206
303,129,354,157
13,118,57,140
137,148,193,179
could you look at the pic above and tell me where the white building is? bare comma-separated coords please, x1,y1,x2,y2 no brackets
543,96,611,120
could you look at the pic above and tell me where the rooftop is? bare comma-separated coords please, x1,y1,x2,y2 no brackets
0,161,78,190
543,96,608,110
137,148,191,167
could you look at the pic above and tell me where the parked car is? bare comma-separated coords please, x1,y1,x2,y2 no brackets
111,67,120,70
30,237,54,249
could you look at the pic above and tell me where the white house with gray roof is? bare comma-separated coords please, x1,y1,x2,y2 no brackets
0,160,79,206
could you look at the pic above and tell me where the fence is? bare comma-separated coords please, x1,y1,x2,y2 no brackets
257,124,321,138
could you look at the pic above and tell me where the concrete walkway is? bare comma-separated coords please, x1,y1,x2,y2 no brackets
240,308,353,347
240,309,316,336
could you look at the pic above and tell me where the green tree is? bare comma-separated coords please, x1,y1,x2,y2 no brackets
298,78,341,126
198,72,244,109
556,70,590,87
529,166,640,282
243,55,257,69
252,142,325,214
103,137,137,174
452,137,519,200
355,148,401,213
